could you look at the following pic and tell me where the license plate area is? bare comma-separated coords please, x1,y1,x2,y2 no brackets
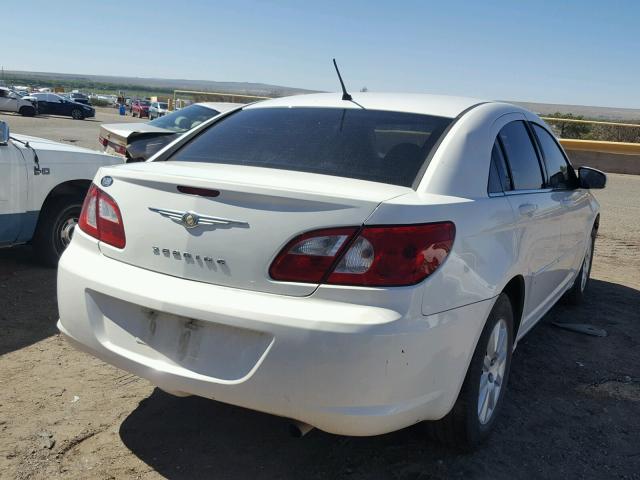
89,291,273,381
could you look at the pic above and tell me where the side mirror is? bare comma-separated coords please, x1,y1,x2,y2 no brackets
0,121,9,145
578,166,606,189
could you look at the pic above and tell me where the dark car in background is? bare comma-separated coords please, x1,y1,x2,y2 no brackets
99,102,241,161
28,93,95,120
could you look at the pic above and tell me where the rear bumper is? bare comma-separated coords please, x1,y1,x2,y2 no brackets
57,233,493,436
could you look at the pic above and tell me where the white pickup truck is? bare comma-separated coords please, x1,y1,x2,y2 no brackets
0,120,123,265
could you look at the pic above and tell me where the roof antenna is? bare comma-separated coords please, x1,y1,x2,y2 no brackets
333,58,352,101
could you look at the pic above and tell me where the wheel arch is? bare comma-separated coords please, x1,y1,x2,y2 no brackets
36,179,91,226
501,275,525,339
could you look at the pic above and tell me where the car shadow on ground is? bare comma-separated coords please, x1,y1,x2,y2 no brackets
0,246,58,356
119,279,640,480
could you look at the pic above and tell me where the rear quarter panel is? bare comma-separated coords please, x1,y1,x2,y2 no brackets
366,193,518,316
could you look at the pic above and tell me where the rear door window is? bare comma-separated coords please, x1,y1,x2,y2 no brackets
167,107,452,187
498,121,544,190
531,124,574,189
488,140,512,193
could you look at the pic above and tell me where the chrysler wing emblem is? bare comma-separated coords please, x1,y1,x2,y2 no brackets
149,207,249,230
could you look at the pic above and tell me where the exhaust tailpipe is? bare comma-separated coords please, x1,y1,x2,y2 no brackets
289,421,314,438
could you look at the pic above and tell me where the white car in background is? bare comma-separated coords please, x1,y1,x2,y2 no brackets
148,101,169,120
0,121,122,265
57,93,605,448
0,87,37,116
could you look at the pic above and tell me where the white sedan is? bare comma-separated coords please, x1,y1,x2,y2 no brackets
57,93,605,448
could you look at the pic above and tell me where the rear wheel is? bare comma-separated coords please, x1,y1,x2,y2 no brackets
565,227,596,305
428,293,514,449
71,108,84,120
19,106,36,117
33,196,83,267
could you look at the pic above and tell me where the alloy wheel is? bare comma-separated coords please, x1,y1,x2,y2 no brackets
478,318,508,425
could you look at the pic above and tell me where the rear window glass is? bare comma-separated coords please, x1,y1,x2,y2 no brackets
149,104,220,133
167,107,452,187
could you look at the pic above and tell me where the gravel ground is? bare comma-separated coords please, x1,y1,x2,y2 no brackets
0,141,638,479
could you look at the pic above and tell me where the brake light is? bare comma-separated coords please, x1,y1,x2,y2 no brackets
114,144,127,155
98,136,108,146
78,184,126,248
269,228,357,283
270,222,455,287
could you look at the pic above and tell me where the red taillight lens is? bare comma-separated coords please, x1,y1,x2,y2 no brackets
327,223,455,286
269,222,455,287
269,227,357,283
98,136,108,146
78,184,126,248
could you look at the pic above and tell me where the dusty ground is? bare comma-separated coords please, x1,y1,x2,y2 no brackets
1,162,639,480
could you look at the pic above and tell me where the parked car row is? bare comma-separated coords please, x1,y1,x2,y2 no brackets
0,87,95,120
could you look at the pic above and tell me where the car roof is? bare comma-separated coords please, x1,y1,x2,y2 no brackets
245,92,489,118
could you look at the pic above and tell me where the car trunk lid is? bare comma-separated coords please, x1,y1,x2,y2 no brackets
96,161,410,296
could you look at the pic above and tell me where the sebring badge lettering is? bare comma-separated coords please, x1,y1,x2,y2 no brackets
152,246,226,265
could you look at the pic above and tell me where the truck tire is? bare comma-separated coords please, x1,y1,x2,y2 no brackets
427,293,514,450
33,196,83,267
19,106,36,117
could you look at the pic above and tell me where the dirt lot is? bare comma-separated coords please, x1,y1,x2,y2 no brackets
0,107,145,151
1,119,639,480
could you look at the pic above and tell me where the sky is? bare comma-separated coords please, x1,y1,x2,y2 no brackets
3,0,640,108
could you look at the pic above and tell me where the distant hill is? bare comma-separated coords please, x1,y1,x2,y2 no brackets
3,70,318,97
508,101,640,122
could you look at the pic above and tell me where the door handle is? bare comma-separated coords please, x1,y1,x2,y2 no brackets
518,203,538,217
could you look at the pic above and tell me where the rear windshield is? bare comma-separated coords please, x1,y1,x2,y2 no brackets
149,104,220,133
167,107,452,187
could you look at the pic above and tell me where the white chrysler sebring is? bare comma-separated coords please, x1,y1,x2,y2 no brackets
57,93,606,447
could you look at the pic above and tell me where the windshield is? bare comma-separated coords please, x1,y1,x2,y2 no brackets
140,101,151,106
167,107,452,187
159,102,168,109
148,104,220,133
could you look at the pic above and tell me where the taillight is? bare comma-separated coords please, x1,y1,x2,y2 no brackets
269,222,455,287
98,136,108,146
78,184,126,248
114,144,127,155
269,227,357,283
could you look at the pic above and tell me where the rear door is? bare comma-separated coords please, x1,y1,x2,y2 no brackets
498,120,569,326
530,123,593,272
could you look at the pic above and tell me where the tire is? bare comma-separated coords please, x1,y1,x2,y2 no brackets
565,227,596,305
427,293,514,449
71,108,84,120
19,106,36,117
33,196,83,267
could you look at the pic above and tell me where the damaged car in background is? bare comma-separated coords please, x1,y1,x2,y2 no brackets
98,102,241,162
